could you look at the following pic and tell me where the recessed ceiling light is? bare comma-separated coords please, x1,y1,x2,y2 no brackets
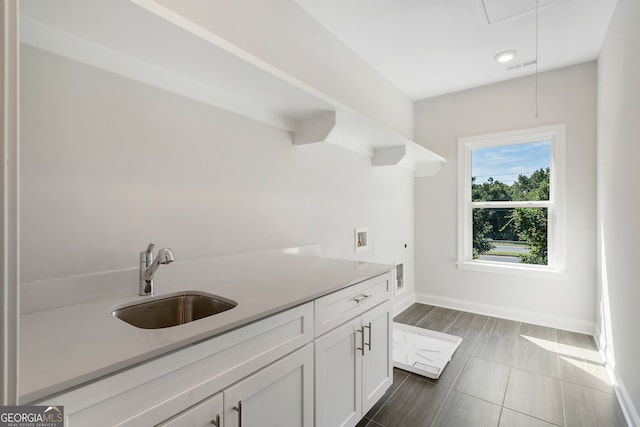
494,50,517,63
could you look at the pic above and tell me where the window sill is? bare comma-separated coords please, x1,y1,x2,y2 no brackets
456,260,567,280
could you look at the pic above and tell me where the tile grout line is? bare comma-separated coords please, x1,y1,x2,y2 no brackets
555,327,568,427
364,418,385,427
466,315,492,357
448,352,470,388
497,371,512,425
498,322,522,425
512,320,523,366
409,304,438,327
506,407,565,427
428,386,454,427
560,380,568,427
365,372,410,422
443,310,462,334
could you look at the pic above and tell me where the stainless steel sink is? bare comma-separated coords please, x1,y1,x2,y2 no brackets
112,292,237,329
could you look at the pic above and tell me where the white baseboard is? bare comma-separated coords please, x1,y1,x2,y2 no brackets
610,367,640,427
415,292,595,335
596,341,640,427
392,291,415,317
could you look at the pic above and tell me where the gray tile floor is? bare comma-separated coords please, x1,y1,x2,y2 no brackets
357,303,627,427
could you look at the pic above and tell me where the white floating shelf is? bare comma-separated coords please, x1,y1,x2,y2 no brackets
294,110,446,176
20,0,446,177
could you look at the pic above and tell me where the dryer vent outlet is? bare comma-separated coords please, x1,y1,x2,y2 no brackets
396,263,404,291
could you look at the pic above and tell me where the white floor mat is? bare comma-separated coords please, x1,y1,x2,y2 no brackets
393,322,462,379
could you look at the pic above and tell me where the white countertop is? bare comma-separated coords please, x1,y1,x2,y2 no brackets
19,249,393,403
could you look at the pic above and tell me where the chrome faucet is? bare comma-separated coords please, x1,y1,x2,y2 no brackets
139,243,175,296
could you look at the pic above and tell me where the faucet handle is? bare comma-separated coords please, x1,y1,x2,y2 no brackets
145,243,156,254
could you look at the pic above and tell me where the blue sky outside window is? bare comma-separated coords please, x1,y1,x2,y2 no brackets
472,141,550,186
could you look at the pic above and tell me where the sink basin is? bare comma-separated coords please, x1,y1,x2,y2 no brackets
112,292,237,329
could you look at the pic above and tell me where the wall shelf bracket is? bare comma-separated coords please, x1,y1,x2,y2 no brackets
373,146,406,167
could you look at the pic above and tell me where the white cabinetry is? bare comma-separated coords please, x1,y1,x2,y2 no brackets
314,273,393,427
223,344,314,427
315,317,363,427
361,302,393,413
159,344,313,427
158,392,223,427
33,272,392,427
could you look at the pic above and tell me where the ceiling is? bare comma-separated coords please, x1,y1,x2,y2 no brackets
293,0,617,100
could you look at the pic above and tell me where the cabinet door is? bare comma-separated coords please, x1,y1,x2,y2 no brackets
157,392,223,427
224,344,313,427
361,300,393,414
315,317,363,427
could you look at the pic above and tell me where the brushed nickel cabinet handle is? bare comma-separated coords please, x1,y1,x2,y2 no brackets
353,294,371,303
356,329,365,356
364,322,372,351
210,414,220,426
233,401,242,427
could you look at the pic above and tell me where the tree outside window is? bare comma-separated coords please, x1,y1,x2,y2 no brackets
472,164,550,265
457,125,567,276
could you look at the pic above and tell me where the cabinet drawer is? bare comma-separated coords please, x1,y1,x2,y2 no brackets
314,272,392,337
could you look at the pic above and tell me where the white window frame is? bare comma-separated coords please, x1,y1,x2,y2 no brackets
457,124,567,279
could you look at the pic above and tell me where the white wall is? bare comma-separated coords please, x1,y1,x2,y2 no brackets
414,62,597,333
20,46,414,294
597,0,640,422
152,0,414,138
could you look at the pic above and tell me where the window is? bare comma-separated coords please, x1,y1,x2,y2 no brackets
457,125,566,278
